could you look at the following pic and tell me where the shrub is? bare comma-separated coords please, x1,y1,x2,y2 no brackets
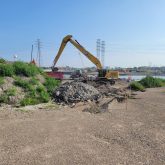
130,81,145,91
44,77,60,95
0,64,14,77
0,58,6,64
13,61,42,77
0,77,4,86
140,76,164,88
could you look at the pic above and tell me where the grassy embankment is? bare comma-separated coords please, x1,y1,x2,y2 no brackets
0,59,60,106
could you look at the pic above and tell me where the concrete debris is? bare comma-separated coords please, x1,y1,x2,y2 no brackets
53,81,101,104
87,81,128,97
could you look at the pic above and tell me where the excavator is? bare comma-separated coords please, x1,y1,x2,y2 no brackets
52,35,119,84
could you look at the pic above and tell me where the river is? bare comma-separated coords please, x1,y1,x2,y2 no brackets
120,75,165,81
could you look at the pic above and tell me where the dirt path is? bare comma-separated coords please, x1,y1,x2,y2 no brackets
0,88,165,165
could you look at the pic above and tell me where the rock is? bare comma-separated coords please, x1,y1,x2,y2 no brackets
53,81,101,104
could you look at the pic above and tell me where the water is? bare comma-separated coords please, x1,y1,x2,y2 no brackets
120,75,165,81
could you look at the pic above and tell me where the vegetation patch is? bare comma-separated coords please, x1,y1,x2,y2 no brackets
44,77,60,95
14,78,33,92
0,77,4,86
0,88,16,104
0,58,6,64
140,76,165,88
20,97,40,106
13,61,43,77
0,60,60,106
0,63,14,77
129,81,145,92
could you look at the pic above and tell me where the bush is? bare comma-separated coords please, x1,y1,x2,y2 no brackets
130,81,145,91
13,61,42,77
0,64,14,77
140,76,164,88
0,58,6,64
44,77,60,95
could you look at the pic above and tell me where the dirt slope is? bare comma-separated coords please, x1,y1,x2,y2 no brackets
0,87,165,165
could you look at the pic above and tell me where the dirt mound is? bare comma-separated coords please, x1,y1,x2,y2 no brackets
53,81,101,104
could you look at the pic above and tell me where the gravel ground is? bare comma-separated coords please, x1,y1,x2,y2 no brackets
0,87,165,165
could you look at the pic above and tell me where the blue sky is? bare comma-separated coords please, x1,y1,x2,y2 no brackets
0,0,165,68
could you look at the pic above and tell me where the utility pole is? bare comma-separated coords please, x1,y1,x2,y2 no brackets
36,39,42,67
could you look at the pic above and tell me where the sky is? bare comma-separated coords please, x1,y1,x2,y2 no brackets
0,0,165,68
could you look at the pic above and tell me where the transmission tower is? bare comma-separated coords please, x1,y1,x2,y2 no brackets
96,39,101,60
101,41,105,68
36,39,42,67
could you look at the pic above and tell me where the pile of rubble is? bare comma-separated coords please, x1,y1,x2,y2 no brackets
87,81,128,97
53,81,101,104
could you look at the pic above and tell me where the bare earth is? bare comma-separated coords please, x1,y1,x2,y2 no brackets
0,87,165,165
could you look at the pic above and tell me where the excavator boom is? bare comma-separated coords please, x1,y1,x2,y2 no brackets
53,35,102,69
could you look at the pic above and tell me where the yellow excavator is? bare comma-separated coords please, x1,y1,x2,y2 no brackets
52,35,119,84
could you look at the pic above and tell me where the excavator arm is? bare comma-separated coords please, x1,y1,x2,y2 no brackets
52,35,102,70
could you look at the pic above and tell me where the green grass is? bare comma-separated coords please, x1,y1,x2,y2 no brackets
14,78,50,106
20,97,40,106
129,81,145,91
6,88,16,96
29,77,39,85
44,77,60,95
0,88,16,104
14,78,33,92
0,63,14,77
0,61,60,106
13,61,43,77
